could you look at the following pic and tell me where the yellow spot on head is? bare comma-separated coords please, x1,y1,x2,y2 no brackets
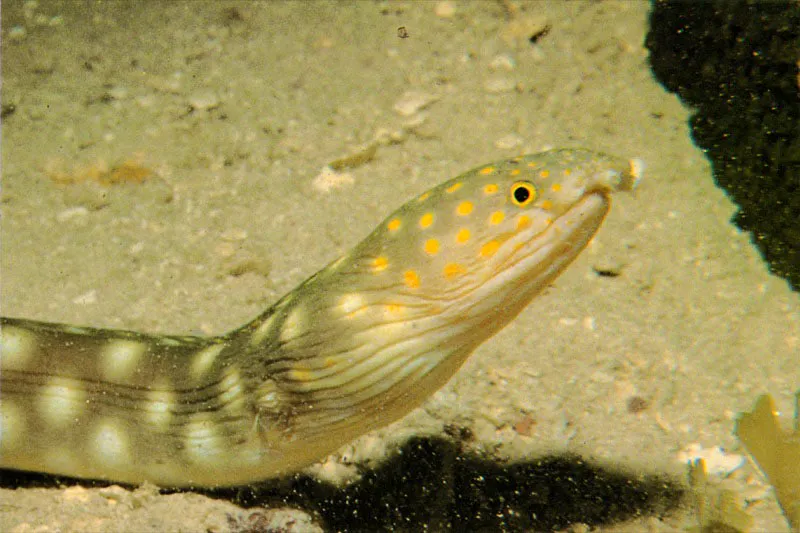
540,200,553,210
419,213,434,229
480,240,500,258
510,168,521,176
539,170,550,178
456,228,470,244
424,238,440,255
404,270,420,289
527,161,538,168
417,192,430,203
372,256,389,272
456,201,473,216
551,183,562,192
516,215,532,231
563,168,571,176
443,263,466,278
387,218,401,232
489,211,505,225
480,166,495,175
446,182,463,193
483,184,498,195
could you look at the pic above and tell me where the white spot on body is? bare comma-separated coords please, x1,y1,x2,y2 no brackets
101,340,146,381
145,387,175,427
38,377,86,427
338,294,366,316
190,343,225,381
1,325,36,370
279,306,304,343
250,314,277,346
93,419,129,464
184,413,221,463
217,368,245,410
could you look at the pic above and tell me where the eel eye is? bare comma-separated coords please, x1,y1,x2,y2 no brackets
510,181,536,207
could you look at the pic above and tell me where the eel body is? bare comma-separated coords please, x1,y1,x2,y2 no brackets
0,149,642,487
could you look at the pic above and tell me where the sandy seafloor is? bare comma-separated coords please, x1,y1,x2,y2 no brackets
1,1,798,531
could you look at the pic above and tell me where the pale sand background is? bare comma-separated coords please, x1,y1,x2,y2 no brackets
1,1,798,531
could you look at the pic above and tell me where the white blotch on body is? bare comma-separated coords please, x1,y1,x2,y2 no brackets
101,340,146,381
93,419,129,464
279,306,304,343
184,413,221,462
1,325,36,370
145,387,175,427
38,377,86,427
190,343,225,381
338,293,366,316
250,314,277,346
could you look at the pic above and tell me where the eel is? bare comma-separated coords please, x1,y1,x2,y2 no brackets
0,149,642,487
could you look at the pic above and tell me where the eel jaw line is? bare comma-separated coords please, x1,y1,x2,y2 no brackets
457,191,611,321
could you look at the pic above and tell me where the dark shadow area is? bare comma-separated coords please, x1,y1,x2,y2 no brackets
646,0,800,291
2,436,685,532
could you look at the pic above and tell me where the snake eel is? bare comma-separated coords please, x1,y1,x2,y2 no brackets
0,149,642,487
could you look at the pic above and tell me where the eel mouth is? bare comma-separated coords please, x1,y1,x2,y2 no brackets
462,191,611,317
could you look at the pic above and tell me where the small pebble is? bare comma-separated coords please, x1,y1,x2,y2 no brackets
188,91,220,111
328,142,377,170
393,90,439,117
107,86,128,100
62,182,111,210
434,1,456,18
676,443,745,477
489,54,515,71
494,133,524,150
627,395,649,413
62,486,91,503
220,228,248,241
8,26,27,41
56,206,89,221
98,485,130,505
226,257,271,278
72,290,98,306
312,166,354,193
484,77,517,94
